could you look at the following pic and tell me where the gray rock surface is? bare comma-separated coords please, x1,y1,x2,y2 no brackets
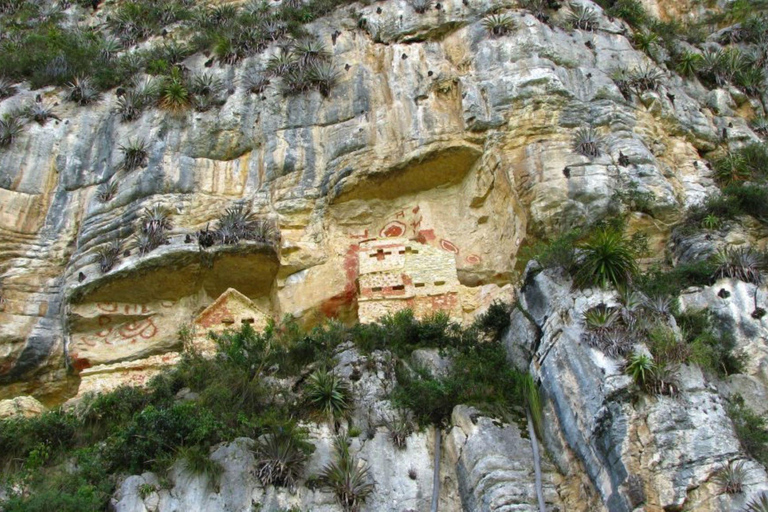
509,267,768,511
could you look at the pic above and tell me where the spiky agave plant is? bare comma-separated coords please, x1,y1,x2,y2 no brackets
582,305,619,350
388,414,412,449
0,114,24,147
254,428,309,491
713,246,765,285
575,227,638,288
482,13,515,37
281,68,312,96
214,204,259,244
98,37,123,63
140,204,173,237
320,435,375,512
292,38,330,67
0,76,17,99
159,69,190,112
751,116,768,138
746,492,768,512
119,139,149,171
96,180,118,203
568,4,599,31
305,368,351,424
96,239,122,273
266,50,297,77
25,101,59,125
625,351,655,388
674,50,703,77
189,73,223,98
713,460,747,494
572,126,604,158
243,71,271,95
116,91,145,122
628,65,664,93
308,61,340,97
67,76,99,105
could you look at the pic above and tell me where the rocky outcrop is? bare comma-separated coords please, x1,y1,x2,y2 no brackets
111,344,566,512
511,266,768,511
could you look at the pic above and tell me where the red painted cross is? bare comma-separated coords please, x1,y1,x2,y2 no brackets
370,249,391,260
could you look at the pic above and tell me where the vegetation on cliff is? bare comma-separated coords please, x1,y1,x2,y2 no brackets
0,304,535,511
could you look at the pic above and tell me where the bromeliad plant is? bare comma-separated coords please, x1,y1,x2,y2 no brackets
254,425,311,491
305,368,352,425
119,139,149,171
482,14,515,37
572,126,604,158
575,227,639,289
320,435,375,512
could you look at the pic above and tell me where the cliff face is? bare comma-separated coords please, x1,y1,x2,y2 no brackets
2,0,768,509
0,0,731,402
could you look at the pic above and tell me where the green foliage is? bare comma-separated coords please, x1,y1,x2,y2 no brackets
482,13,515,37
159,68,190,112
107,402,221,473
634,260,717,299
711,143,768,185
713,246,766,285
713,460,746,494
568,4,599,31
625,351,677,395
599,0,648,28
393,330,531,427
626,352,654,387
119,139,149,171
674,50,703,77
0,410,77,471
320,435,375,512
521,229,581,273
176,445,224,486
611,181,657,216
728,395,768,466
0,113,25,147
575,227,639,289
474,300,512,339
254,424,312,490
305,368,352,423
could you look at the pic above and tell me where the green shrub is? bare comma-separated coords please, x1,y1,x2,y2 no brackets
599,0,648,28
568,4,599,31
575,227,639,289
634,260,717,298
176,445,223,487
728,395,768,466
107,402,221,473
520,229,581,273
474,300,512,339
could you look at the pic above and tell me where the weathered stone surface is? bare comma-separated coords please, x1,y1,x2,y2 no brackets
0,395,46,419
446,405,564,511
510,266,768,512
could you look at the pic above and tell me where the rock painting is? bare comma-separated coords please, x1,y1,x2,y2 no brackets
191,288,271,353
357,237,461,323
